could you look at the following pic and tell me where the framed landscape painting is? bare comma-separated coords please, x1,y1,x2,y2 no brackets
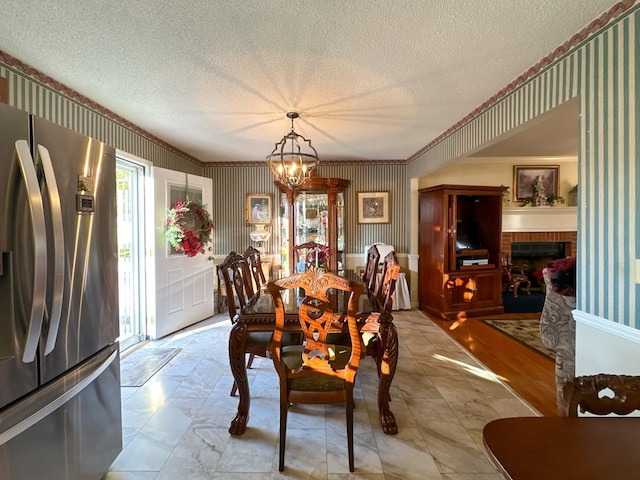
357,191,390,224
514,166,559,201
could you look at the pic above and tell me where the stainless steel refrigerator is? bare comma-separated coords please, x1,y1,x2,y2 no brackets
0,102,122,479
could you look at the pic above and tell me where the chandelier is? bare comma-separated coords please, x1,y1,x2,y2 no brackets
266,112,319,189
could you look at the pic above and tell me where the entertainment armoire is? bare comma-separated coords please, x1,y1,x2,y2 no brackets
418,184,505,320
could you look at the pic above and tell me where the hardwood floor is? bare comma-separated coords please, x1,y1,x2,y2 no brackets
422,311,559,417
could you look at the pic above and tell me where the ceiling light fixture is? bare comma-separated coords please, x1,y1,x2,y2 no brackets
266,112,318,189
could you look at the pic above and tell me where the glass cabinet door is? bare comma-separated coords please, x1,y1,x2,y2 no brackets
277,176,350,272
278,193,289,270
295,192,329,245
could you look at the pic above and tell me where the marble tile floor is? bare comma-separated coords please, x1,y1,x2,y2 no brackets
106,309,538,479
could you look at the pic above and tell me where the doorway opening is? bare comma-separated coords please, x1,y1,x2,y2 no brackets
116,156,149,351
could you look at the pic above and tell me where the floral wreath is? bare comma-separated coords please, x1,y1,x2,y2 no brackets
166,199,214,257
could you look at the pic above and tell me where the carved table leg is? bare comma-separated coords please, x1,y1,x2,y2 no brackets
377,321,399,435
228,322,250,435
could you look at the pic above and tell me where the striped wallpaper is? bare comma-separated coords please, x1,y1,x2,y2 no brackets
3,3,636,326
409,3,639,328
202,162,408,256
0,56,410,261
0,59,201,174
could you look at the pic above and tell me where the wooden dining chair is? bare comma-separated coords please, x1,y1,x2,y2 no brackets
243,245,266,295
501,253,531,298
359,250,400,375
293,241,325,271
217,251,272,396
330,250,400,379
362,244,380,291
216,252,249,312
267,267,364,472
220,249,257,300
374,250,401,312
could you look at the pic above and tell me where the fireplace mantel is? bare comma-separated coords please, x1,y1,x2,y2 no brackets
502,207,577,233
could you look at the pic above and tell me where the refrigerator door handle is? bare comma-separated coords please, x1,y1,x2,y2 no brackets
36,144,65,355
14,140,47,363
0,346,118,446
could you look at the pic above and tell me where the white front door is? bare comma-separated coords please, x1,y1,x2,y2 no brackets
151,167,214,339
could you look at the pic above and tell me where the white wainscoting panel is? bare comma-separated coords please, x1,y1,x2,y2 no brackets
573,309,640,377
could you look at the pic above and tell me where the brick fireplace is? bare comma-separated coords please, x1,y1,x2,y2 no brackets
502,231,577,259
502,231,577,289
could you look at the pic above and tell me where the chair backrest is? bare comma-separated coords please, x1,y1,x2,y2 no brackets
563,374,640,417
362,244,380,291
267,267,364,384
365,243,394,267
216,251,251,321
502,253,528,277
293,241,326,272
243,245,266,294
377,250,400,313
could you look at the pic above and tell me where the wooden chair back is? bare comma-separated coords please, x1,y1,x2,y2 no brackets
501,253,531,297
377,250,400,313
362,244,380,291
267,267,364,472
243,245,266,294
293,241,325,272
370,243,394,264
216,251,251,321
563,374,640,417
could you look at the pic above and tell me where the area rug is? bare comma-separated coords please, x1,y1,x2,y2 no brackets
120,347,182,387
481,319,555,361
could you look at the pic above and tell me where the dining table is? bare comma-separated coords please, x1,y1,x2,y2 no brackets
483,416,640,479
227,270,399,436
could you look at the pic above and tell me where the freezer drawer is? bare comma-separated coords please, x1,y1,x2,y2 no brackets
0,343,122,480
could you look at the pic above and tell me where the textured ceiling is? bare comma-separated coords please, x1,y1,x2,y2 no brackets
0,1,620,164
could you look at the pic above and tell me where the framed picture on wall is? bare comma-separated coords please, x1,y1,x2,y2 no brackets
514,166,559,201
246,193,272,224
357,191,390,224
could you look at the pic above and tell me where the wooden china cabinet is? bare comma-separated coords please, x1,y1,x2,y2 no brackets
418,184,505,320
277,174,350,272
